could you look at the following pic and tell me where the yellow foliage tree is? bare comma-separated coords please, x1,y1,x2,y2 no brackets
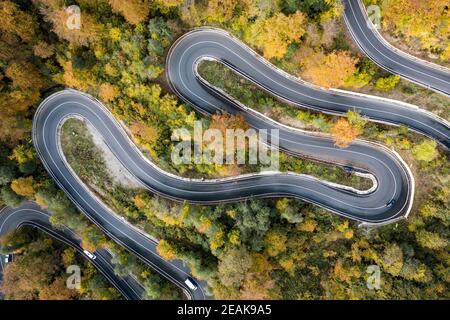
108,0,151,25
247,11,306,59
0,1,35,42
156,239,178,261
9,144,35,165
381,0,450,61
99,83,119,102
333,259,361,283
301,50,358,88
205,0,237,24
11,176,36,197
264,229,288,257
6,61,46,90
297,218,317,232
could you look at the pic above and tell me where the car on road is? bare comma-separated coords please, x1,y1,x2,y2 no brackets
386,199,396,207
4,254,12,263
343,165,353,172
185,277,198,290
83,250,97,260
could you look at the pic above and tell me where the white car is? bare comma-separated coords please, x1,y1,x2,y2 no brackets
83,250,97,260
184,277,198,290
4,254,12,263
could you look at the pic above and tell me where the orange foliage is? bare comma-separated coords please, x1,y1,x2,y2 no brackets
99,83,119,102
329,118,362,148
301,50,358,88
130,122,159,144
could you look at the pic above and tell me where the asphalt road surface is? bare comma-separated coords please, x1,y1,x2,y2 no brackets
343,0,450,96
167,28,450,148
0,202,144,300
28,26,449,300
32,95,208,299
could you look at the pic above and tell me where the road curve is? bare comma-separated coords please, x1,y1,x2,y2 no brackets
32,96,207,300
167,28,450,148
31,27,450,301
0,202,144,300
343,0,450,96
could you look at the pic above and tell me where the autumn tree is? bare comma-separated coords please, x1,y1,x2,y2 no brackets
301,50,358,88
205,0,237,24
9,144,37,174
276,198,303,223
156,239,178,260
1,236,60,299
330,118,361,148
33,41,55,59
34,0,100,46
39,277,78,300
240,0,279,19
375,75,400,91
154,0,183,13
415,230,448,250
246,11,306,59
10,176,36,197
217,246,251,288
412,140,438,162
264,227,288,257
239,253,277,299
99,83,120,102
130,121,159,152
381,0,450,61
1,228,118,300
6,61,47,90
379,243,404,276
0,1,36,43
108,0,151,25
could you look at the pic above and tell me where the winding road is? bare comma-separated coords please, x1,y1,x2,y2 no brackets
2,11,450,300
0,202,144,300
343,0,450,97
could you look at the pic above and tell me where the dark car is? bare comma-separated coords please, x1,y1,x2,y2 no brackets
386,199,396,207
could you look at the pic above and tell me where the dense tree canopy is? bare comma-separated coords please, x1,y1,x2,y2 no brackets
0,0,448,301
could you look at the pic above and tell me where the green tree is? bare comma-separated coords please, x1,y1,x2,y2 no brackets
1,185,24,207
283,0,331,19
0,165,15,186
218,246,252,288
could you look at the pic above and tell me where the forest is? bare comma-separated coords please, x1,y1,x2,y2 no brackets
0,227,121,299
364,0,450,65
0,0,449,300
